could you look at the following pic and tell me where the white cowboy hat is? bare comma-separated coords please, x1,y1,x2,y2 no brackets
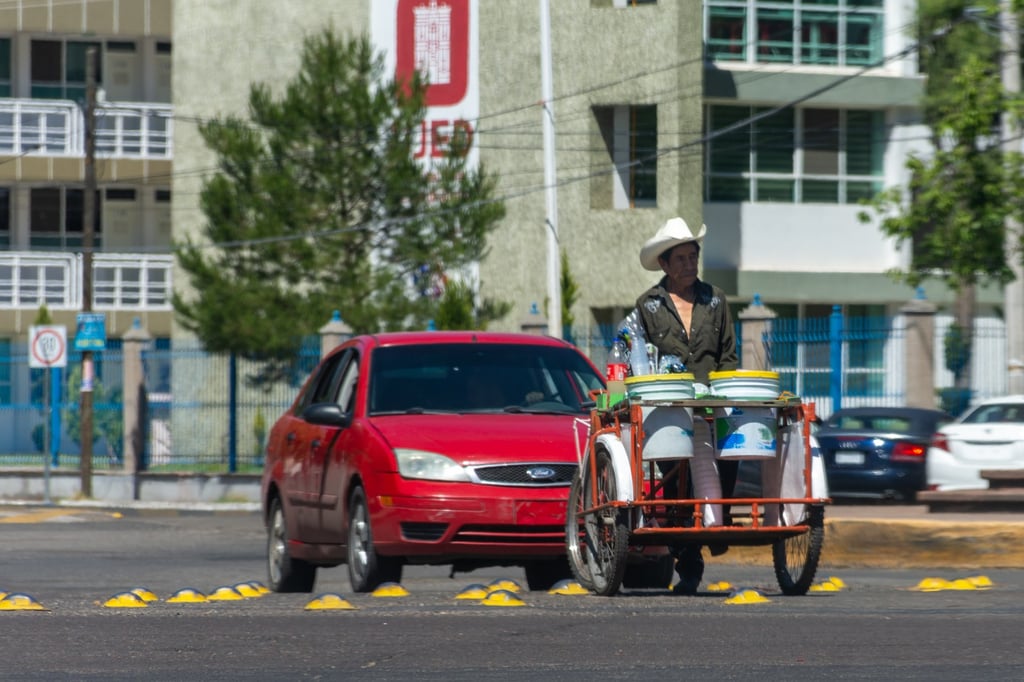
639,217,707,271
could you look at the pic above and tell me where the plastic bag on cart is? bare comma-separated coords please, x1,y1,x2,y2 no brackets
762,419,828,526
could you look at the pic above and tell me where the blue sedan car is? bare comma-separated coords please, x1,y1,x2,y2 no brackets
817,407,951,502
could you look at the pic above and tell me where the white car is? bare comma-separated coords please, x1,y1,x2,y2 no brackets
927,396,1024,491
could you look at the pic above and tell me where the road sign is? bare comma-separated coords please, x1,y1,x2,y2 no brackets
29,325,68,368
74,312,107,351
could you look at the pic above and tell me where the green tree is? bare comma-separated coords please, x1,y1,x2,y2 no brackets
63,364,123,463
860,1,1024,391
434,279,512,330
560,249,580,342
174,29,506,379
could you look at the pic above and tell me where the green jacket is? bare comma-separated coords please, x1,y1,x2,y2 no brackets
634,277,738,384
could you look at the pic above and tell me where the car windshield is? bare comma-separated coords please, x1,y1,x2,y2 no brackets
368,342,604,415
961,403,1024,424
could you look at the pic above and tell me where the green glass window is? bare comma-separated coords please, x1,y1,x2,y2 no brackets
708,6,747,61
757,9,794,63
754,108,794,173
801,12,839,65
709,106,751,174
630,106,657,205
845,110,884,175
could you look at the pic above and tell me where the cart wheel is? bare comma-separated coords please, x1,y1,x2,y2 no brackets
565,474,595,591
582,445,629,596
772,504,825,596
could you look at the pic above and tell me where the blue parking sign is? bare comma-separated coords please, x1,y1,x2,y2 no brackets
74,313,107,351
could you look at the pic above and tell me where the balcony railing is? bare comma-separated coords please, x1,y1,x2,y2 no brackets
0,251,173,310
0,98,172,159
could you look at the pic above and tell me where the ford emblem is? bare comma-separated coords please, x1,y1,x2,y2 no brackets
526,466,557,480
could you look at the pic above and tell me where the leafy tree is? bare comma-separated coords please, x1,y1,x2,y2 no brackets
560,249,580,342
860,1,1024,391
434,279,512,330
174,29,506,379
63,364,123,463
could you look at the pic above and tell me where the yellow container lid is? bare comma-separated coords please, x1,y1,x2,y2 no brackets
709,370,779,381
624,373,695,384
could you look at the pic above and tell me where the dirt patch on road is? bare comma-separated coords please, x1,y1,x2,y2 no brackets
718,520,1024,569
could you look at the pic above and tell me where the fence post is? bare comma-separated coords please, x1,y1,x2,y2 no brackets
319,310,353,357
901,288,937,409
228,352,237,473
737,293,776,370
830,305,843,412
121,318,150,480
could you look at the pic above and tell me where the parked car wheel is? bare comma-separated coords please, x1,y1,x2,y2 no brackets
347,486,403,592
622,554,675,589
266,497,317,593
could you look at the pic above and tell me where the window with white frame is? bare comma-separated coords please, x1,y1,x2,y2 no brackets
705,105,884,203
31,39,103,101
705,1,884,67
593,105,658,209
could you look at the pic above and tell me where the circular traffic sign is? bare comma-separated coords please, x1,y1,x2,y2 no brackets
30,326,67,368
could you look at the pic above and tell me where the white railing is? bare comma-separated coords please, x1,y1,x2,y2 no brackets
0,251,172,310
0,98,172,159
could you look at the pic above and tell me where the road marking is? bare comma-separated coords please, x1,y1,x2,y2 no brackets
0,509,81,524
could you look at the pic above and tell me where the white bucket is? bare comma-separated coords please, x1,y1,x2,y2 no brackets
624,374,696,461
709,370,780,460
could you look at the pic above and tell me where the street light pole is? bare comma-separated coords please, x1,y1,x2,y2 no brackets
539,0,561,338
80,46,97,497
1001,0,1024,395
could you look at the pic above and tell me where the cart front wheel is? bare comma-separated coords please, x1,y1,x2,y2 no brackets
772,504,824,596
565,474,595,591
582,445,629,596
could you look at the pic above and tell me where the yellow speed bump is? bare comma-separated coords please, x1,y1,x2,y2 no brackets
371,582,410,597
0,593,48,611
480,589,526,607
305,593,357,610
486,579,522,593
548,579,589,596
246,581,271,595
130,587,159,603
966,575,993,589
208,586,245,601
232,582,264,598
724,589,771,605
103,592,149,608
827,576,847,589
167,588,208,603
809,581,840,593
913,577,952,592
948,578,978,591
706,581,733,592
455,584,490,600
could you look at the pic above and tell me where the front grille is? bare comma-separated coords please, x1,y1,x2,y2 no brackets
470,463,576,486
453,524,565,544
400,522,449,541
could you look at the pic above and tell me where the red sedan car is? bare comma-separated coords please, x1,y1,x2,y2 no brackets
261,331,605,592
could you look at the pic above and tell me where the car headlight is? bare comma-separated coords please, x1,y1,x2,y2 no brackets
394,448,471,482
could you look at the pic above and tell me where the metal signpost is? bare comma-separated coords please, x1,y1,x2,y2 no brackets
29,325,67,505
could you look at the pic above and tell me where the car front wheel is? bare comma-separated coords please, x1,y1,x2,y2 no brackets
347,486,403,592
267,497,316,593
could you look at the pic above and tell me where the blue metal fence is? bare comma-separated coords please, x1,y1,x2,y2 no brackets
0,312,1008,472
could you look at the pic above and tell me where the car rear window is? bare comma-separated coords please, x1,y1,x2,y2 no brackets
368,343,603,414
830,415,913,433
961,404,1024,424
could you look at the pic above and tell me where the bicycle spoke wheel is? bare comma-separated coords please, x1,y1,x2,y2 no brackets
565,474,595,590
582,446,629,596
772,504,825,595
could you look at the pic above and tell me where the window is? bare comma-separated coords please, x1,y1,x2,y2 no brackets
705,1,883,67
0,188,9,248
0,38,10,97
30,187,102,249
706,105,884,203
0,338,10,402
31,39,102,101
593,105,658,209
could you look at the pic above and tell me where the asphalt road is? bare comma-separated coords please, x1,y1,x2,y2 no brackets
1,508,1023,680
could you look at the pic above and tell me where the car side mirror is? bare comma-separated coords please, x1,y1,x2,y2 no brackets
302,403,352,428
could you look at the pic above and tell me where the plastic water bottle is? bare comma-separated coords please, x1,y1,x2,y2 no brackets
629,334,651,376
606,340,628,381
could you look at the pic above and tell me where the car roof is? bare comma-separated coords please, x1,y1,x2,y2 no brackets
828,406,950,419
364,331,577,348
970,395,1024,407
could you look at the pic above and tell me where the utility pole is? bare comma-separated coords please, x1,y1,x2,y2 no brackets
80,46,97,497
1002,0,1024,395
539,0,561,338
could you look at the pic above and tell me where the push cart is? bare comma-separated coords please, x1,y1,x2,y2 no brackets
566,392,829,596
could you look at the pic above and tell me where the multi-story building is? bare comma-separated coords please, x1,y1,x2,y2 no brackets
0,0,173,450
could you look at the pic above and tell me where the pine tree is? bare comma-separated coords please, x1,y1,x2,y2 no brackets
174,29,506,378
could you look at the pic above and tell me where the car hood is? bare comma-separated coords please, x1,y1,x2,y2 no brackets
369,412,586,465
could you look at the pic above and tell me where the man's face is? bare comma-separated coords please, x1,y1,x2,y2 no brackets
660,242,700,286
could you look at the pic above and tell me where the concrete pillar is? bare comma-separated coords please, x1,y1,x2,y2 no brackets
319,310,353,357
121,318,151,476
737,294,777,371
901,289,937,409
